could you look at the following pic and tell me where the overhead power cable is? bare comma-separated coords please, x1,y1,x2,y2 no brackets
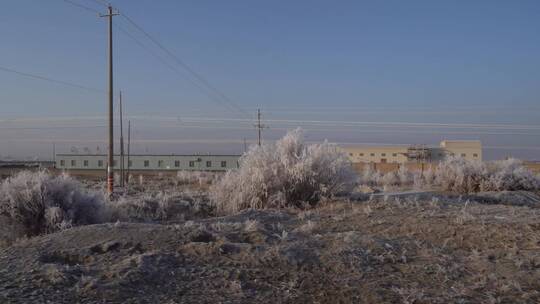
114,24,242,116
59,0,250,119
62,0,101,14
86,0,109,7
0,65,104,93
119,14,250,118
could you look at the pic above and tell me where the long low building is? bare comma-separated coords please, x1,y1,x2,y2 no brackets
341,140,482,164
55,154,240,172
55,140,482,173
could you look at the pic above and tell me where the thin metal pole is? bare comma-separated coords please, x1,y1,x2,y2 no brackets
119,91,124,188
127,120,131,186
257,109,261,146
100,5,118,195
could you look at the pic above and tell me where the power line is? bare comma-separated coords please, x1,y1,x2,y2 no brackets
60,0,251,119
0,65,104,93
86,0,109,7
114,23,242,116
62,0,101,14
120,13,250,118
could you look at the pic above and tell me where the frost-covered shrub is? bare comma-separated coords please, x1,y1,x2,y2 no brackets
435,156,487,193
109,191,213,221
176,171,218,186
435,157,540,193
360,165,381,186
380,171,399,190
482,158,540,191
397,166,414,186
413,169,435,190
0,171,106,238
380,166,415,190
210,128,357,214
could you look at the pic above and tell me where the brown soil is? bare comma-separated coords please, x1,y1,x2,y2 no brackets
1,193,540,303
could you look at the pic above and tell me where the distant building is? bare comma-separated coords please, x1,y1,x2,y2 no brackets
55,154,240,172
341,140,482,164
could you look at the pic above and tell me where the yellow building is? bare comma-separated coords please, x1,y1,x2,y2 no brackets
342,140,482,164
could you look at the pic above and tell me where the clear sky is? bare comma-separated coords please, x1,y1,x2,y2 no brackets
1,0,539,160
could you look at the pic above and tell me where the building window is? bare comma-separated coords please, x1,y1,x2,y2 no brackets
349,153,353,156
98,160,103,167
83,160,89,167
461,153,466,157
473,153,478,158
221,161,227,168
206,161,212,167
370,153,375,157
60,160,65,166
71,160,76,167
158,160,164,168
359,153,364,156
175,160,180,167
438,153,443,157
128,160,132,167
112,160,117,167
392,153,397,157
144,160,149,167
189,161,195,167
381,153,386,157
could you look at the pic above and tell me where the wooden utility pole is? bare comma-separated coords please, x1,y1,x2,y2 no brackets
119,91,124,188
100,5,119,195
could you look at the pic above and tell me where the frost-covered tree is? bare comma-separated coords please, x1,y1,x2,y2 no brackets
210,128,357,214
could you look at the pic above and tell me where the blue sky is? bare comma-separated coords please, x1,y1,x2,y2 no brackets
1,0,539,160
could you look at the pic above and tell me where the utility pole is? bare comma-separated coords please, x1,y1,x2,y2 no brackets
100,5,119,195
126,120,131,186
254,108,267,146
119,91,124,188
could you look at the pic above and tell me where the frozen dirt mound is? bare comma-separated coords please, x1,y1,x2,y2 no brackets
1,199,540,303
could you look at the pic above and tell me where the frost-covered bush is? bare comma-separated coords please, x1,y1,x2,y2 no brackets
110,191,213,221
397,165,414,186
380,166,415,190
413,169,435,190
210,128,357,214
176,171,218,186
380,171,399,190
0,171,106,238
482,158,540,191
357,157,539,193
360,165,381,186
435,156,487,193
435,157,540,193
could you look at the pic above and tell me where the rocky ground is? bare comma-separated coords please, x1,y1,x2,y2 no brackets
1,188,540,303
